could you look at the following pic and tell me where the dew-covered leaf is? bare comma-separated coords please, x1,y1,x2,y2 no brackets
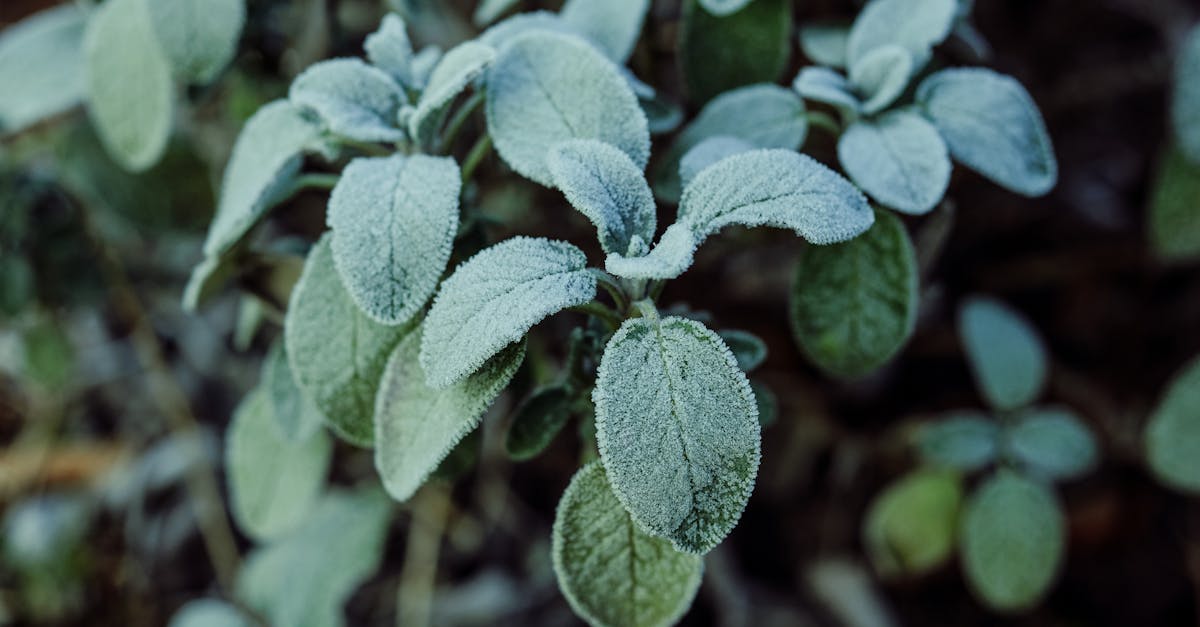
289,58,406,143
375,330,524,502
225,388,332,541
678,136,755,188
915,411,998,472
837,111,951,214
605,223,698,280
0,5,87,134
791,67,859,113
846,0,956,70
506,385,574,461
958,296,1047,411
718,329,768,372
168,600,250,627
327,154,460,325
917,68,1057,196
486,31,649,187
1145,356,1200,494
83,0,174,172
547,139,657,256
594,315,761,554
789,208,916,378
420,237,597,388
798,21,849,68
960,470,1064,612
1003,407,1097,482
1147,144,1200,263
863,469,961,579
262,341,324,442
364,14,414,86
409,41,495,148
848,45,913,115
679,0,791,105
560,0,649,63
1172,25,1200,163
285,236,414,446
145,0,244,84
553,462,704,627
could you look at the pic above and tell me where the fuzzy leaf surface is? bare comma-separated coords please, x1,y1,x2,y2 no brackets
263,341,325,442
547,139,657,256
0,5,87,134
678,136,755,188
409,41,495,148
791,67,859,113
846,0,956,69
289,58,406,143
146,0,244,84
848,45,913,114
798,21,849,68
560,0,649,63
605,223,698,280
837,111,951,214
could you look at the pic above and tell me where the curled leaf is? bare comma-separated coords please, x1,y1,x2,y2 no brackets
289,58,407,143
547,139,657,256
791,67,860,113
409,41,495,148
606,223,697,280
848,45,913,115
365,14,414,86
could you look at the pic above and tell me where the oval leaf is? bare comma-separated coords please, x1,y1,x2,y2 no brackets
146,0,245,84
547,139,657,256
846,0,956,69
837,111,951,215
365,14,414,86
791,67,860,113
409,41,495,148
1172,25,1200,163
505,385,574,461
0,5,87,134
289,58,406,143
679,0,792,105
848,45,913,115
798,21,850,68
915,411,999,472
560,0,650,63
863,469,962,578
1003,407,1097,482
1145,356,1200,493
958,296,1047,411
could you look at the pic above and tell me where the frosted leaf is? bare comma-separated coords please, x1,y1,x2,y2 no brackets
225,388,332,541
605,223,697,280
1148,145,1200,262
678,136,755,189
697,0,754,16
915,410,999,472
145,0,245,84
717,329,767,372
547,139,657,256
958,296,1047,411
789,209,916,378
262,340,324,442
420,237,597,388
678,149,874,246
837,111,951,215
202,100,323,257
505,385,573,461
168,600,250,627
486,31,650,187
285,236,414,446
594,315,761,554
798,21,850,68
1172,25,1200,163
1145,356,1200,493
560,0,650,63
960,470,1064,612
478,11,575,52
1003,407,1097,482
409,46,442,89
408,41,495,148
652,84,806,202
849,45,913,115
863,469,961,579
0,5,87,134
375,330,524,502
237,489,391,627
791,67,859,113
327,154,460,325
364,14,413,86
553,462,703,627
917,68,1057,196
289,58,406,143
846,0,956,70
83,0,173,172
474,0,522,27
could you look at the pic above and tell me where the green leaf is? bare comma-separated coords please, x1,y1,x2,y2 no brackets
1003,407,1097,482
506,385,574,461
718,329,768,372
1147,144,1200,263
237,489,391,627
960,470,1064,612
1145,356,1200,493
201,100,324,258
225,388,332,541
485,31,650,186
289,58,406,143
958,296,1047,411
553,462,704,627
846,0,956,70
917,68,1057,196
1172,25,1200,163
474,0,521,27
328,154,460,325
285,235,414,446
797,21,849,68
679,0,791,105
789,209,917,378
915,411,998,472
547,139,657,256
145,0,245,84
605,223,697,280
594,315,761,554
420,237,596,388
791,67,860,114
409,41,495,148
0,5,87,134
837,111,951,214
365,14,414,86
262,340,324,442
652,84,806,202
83,0,174,172
374,330,524,501
848,45,913,115
168,600,250,627
22,320,74,389
863,469,962,578
751,380,778,426
678,136,755,188
560,0,650,63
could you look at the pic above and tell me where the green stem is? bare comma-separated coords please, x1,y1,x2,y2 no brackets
438,90,486,154
806,110,843,136
460,134,493,183
591,269,629,314
569,301,623,331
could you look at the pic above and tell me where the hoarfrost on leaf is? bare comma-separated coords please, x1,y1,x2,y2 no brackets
547,139,657,256
408,41,495,148
837,111,951,214
289,58,407,143
560,0,650,63
678,136,755,189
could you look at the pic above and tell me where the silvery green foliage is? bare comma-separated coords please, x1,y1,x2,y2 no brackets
958,296,1048,412
846,0,956,71
226,388,332,541
420,237,597,388
594,315,761,554
0,5,87,134
849,45,913,115
408,41,495,148
474,0,522,27
547,139,657,256
678,136,755,188
791,67,859,113
409,47,444,89
168,600,249,627
327,154,460,325
285,236,413,446
1172,25,1200,163
653,84,807,202
698,0,755,17
1145,356,1200,493
916,411,999,472
237,489,391,627
365,14,415,87
560,0,649,63
506,385,573,461
1004,408,1097,482
789,209,917,378
375,331,524,502
552,462,704,627
960,470,1064,612
917,68,1057,196
83,0,173,172
145,0,244,84
200,100,324,258
837,111,951,214
798,21,849,68
263,341,324,442
605,223,697,280
1148,145,1200,262
486,31,650,187
478,11,574,52
718,329,768,372
289,58,407,143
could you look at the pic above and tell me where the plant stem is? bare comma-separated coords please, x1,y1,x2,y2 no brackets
438,90,486,154
806,110,843,136
591,269,629,314
396,486,450,627
460,134,493,183
569,300,623,331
